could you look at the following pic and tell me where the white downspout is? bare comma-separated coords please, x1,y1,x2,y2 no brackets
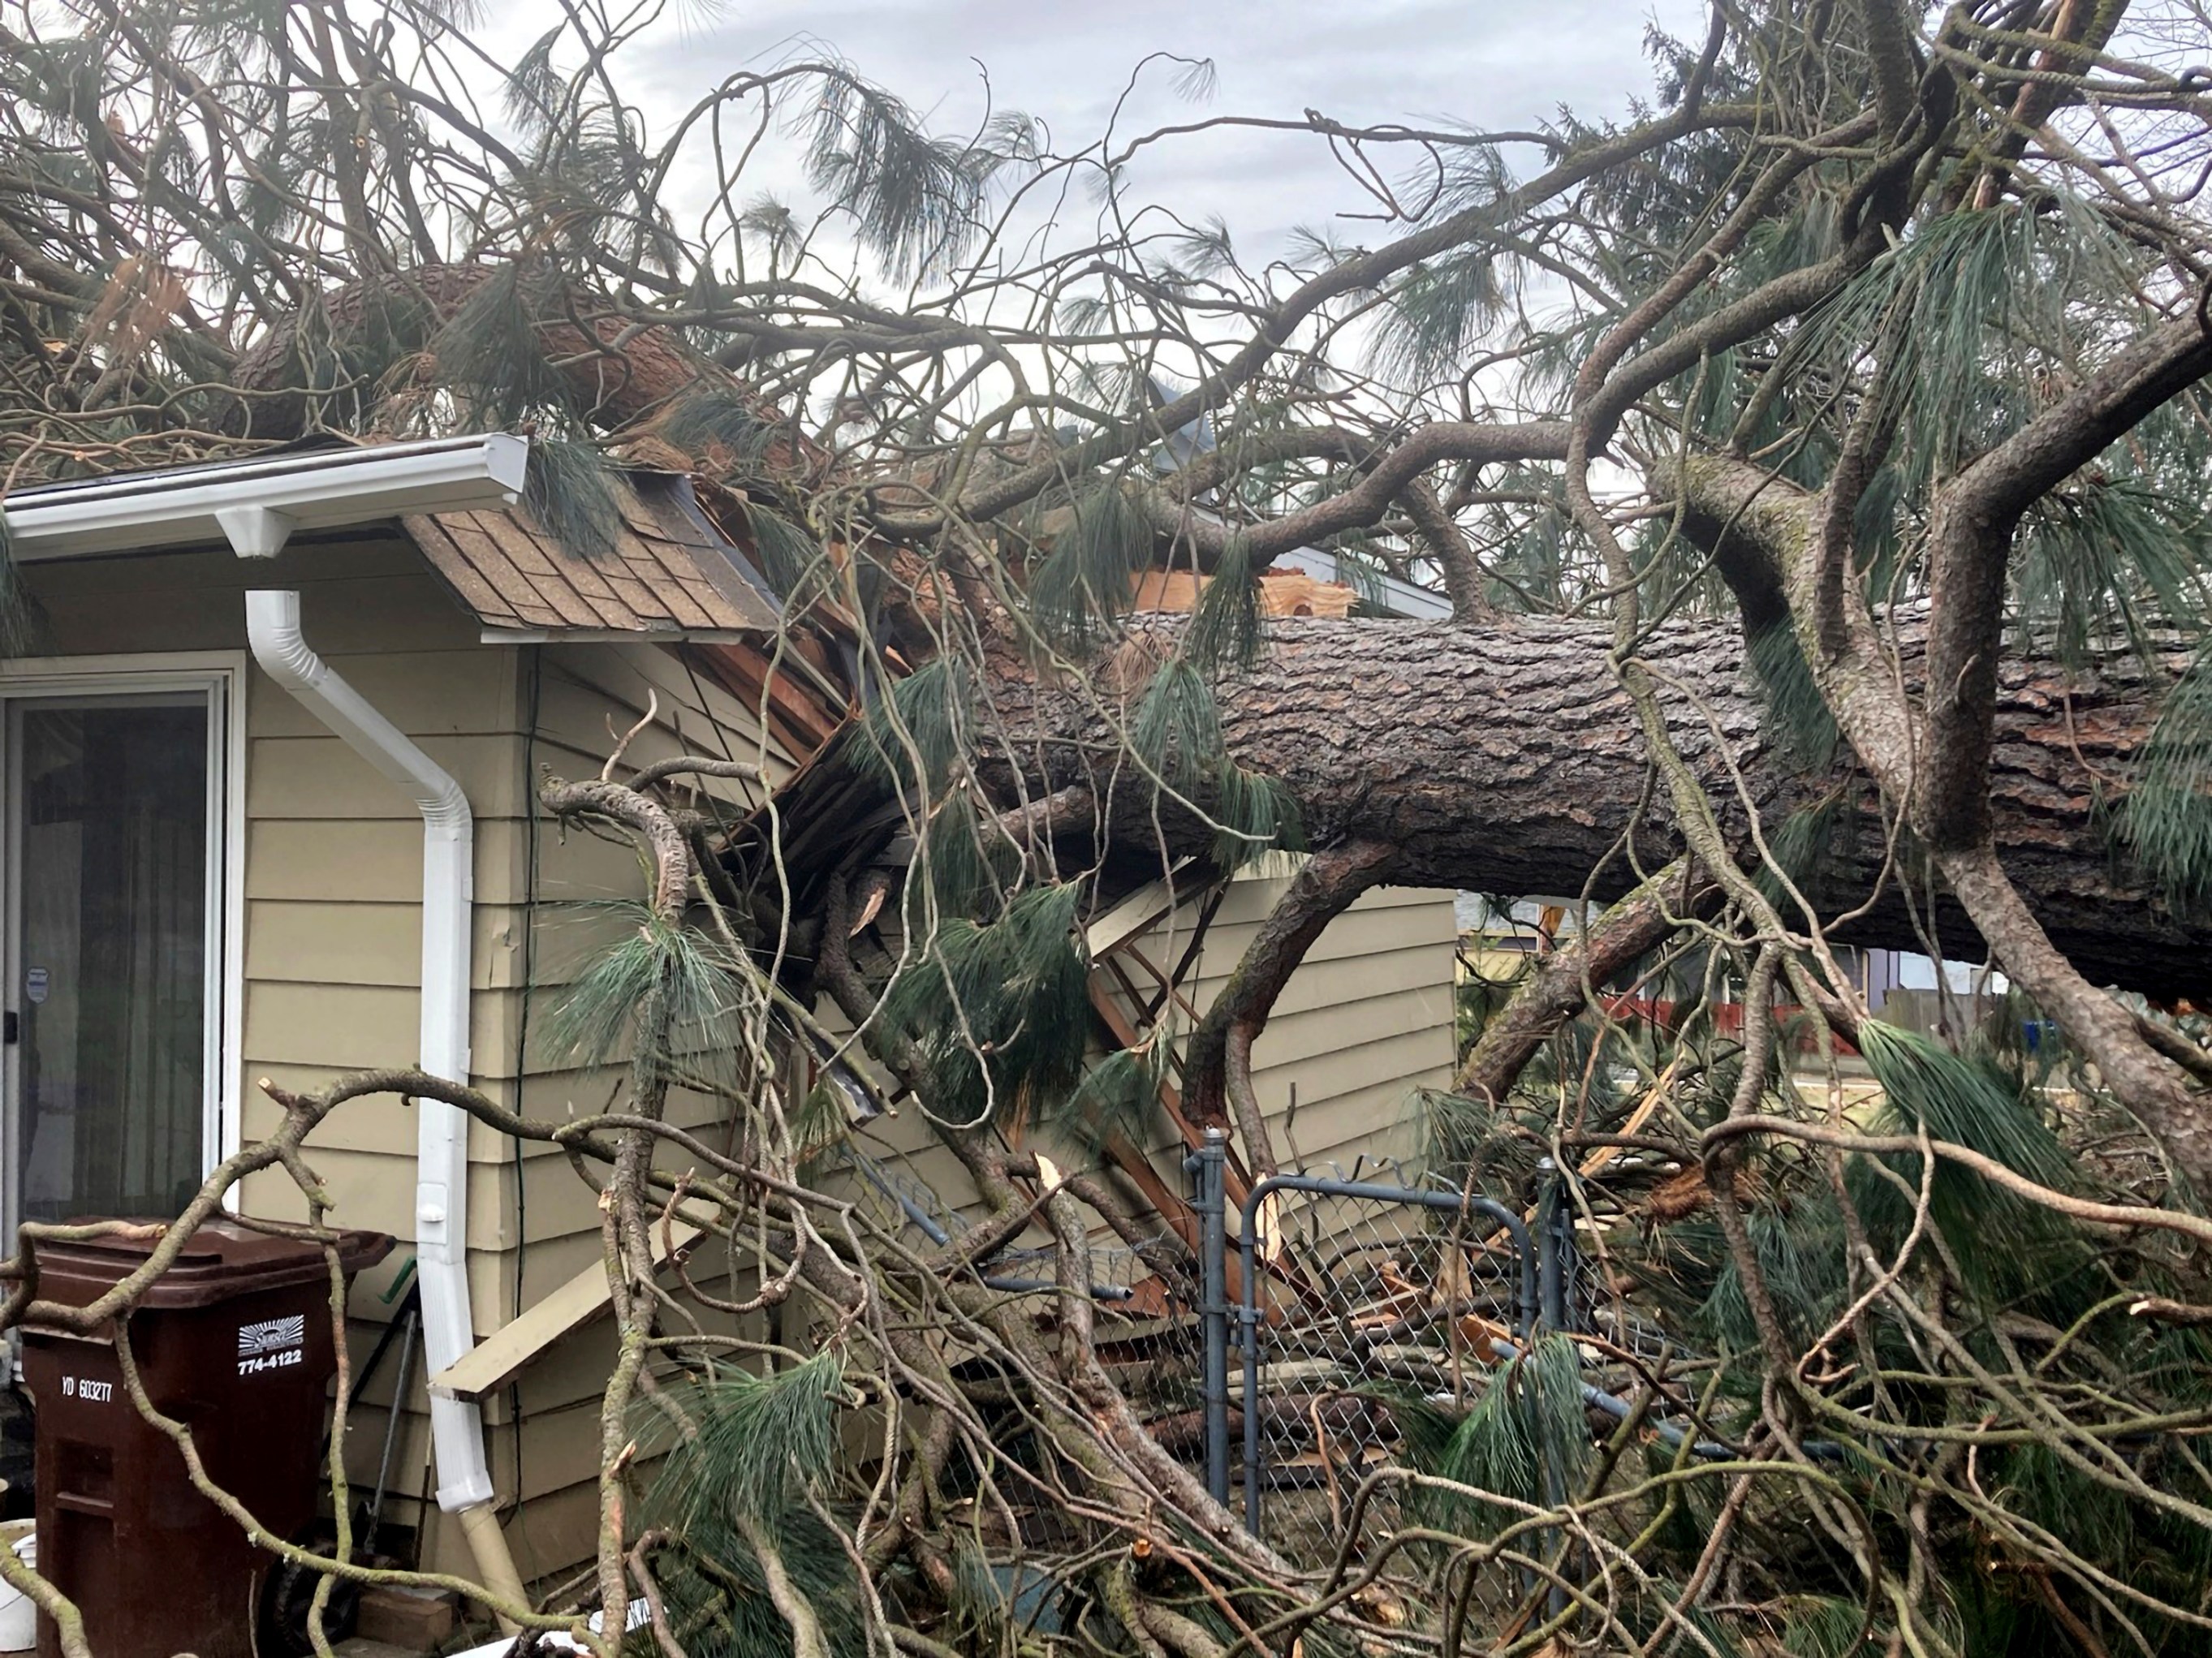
242,588,529,1620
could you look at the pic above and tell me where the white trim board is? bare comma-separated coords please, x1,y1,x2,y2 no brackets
0,652,248,1208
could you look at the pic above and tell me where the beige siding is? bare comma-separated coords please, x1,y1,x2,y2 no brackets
484,639,789,1576
27,537,550,1574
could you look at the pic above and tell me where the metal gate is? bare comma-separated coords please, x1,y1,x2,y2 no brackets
1186,1133,1575,1539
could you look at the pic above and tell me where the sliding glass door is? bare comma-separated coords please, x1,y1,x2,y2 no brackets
7,690,222,1225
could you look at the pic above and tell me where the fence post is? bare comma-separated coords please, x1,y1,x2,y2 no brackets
1535,1157,1573,1615
1536,1156,1574,1333
1189,1126,1231,1506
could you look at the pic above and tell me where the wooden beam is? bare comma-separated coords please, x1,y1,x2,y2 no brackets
430,1218,703,1401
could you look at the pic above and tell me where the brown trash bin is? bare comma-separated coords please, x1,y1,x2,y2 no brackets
18,1219,393,1658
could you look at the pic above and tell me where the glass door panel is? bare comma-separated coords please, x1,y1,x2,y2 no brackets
13,696,210,1221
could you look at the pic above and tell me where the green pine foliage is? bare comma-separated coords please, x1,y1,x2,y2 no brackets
851,655,974,798
660,390,785,481
1129,657,1302,870
1028,483,1153,642
735,504,824,601
523,437,626,562
1848,1021,2084,1302
2016,480,2212,665
1410,1333,1590,1539
909,788,1022,919
1747,623,1839,770
1779,1596,1869,1658
802,74,1009,282
2120,644,2212,916
1033,1042,1170,1162
1131,657,1223,774
877,882,1092,1129
631,1354,868,1658
1184,532,1264,673
429,261,580,428
541,905,751,1087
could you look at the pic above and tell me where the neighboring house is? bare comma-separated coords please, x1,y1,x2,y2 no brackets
0,436,1464,1591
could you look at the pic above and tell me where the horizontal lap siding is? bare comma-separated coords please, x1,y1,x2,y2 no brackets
25,540,795,1583
484,640,791,1578
30,541,1456,1586
1218,882,1451,1174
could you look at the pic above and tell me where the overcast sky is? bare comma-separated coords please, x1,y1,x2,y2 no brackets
485,1,1706,273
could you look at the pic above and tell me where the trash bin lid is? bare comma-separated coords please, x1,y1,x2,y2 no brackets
27,1219,393,1313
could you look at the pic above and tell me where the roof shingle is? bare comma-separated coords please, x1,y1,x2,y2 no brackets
403,471,782,641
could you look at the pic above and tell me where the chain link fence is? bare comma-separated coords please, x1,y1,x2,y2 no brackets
834,1138,1589,1560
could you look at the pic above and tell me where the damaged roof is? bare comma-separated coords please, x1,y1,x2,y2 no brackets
405,468,783,643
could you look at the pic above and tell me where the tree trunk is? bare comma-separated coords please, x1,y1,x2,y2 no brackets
976,615,2210,999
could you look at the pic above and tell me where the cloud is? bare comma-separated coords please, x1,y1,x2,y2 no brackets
482,0,1704,266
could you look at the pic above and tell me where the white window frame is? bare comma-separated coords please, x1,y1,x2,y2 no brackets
0,651,247,1224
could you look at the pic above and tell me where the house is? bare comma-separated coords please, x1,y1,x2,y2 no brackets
0,435,1462,1594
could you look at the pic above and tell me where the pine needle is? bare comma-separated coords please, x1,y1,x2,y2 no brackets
2120,643,2212,915
1028,482,1153,641
523,437,624,562
878,881,1091,1127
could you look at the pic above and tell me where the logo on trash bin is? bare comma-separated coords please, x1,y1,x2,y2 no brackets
236,1314,307,1375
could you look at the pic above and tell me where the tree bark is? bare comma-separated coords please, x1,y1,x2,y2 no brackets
975,615,2212,999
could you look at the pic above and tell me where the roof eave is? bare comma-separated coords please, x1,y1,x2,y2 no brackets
2,434,529,561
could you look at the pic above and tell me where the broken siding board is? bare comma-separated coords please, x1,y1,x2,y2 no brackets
247,899,530,993
242,979,551,1093
683,644,844,756
540,647,790,795
431,1216,705,1401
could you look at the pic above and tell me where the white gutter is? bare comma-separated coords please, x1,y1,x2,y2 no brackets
3,433,528,560
244,592,483,1493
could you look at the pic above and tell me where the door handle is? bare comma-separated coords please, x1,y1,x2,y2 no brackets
2,1010,15,1044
